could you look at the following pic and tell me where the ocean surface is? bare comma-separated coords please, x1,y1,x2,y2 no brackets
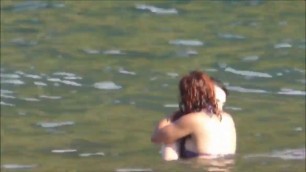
1,1,305,172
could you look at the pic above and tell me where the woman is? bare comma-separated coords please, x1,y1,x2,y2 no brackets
151,71,236,160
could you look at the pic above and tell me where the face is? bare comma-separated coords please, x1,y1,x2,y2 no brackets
214,85,226,111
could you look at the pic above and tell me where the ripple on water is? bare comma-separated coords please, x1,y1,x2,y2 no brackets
164,104,179,108
61,80,82,87
39,95,62,100
169,39,204,46
21,97,40,102
118,68,136,75
34,81,48,86
0,101,15,107
166,72,179,78
23,73,42,79
277,88,306,96
1,79,25,85
224,106,242,111
2,164,37,170
226,85,268,94
135,4,178,15
241,55,259,62
274,42,292,49
10,38,37,46
37,121,74,128
47,77,82,86
224,67,272,78
218,33,246,40
53,72,77,77
11,1,65,12
51,149,77,153
103,49,125,55
115,168,153,172
0,73,20,79
244,148,305,160
79,152,105,157
0,94,16,99
93,81,122,90
175,49,198,57
0,89,14,94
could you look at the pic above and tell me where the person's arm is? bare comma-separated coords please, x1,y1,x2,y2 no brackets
161,143,179,161
154,114,179,161
222,112,237,153
151,113,196,144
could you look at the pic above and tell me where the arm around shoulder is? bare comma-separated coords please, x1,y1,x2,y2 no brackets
151,113,197,144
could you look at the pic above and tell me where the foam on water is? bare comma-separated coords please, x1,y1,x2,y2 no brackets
166,72,179,78
2,164,37,170
51,149,77,153
169,39,204,46
79,152,105,157
12,1,65,12
53,72,77,77
118,68,136,75
224,67,272,78
242,55,259,62
0,73,20,79
224,106,242,111
39,95,62,99
64,76,83,80
23,74,42,79
274,43,292,48
164,104,179,108
227,85,268,94
0,89,14,94
0,101,15,106
103,49,125,55
204,68,218,72
37,121,74,128
10,38,37,46
61,80,82,87
135,4,178,14
22,97,40,102
93,81,122,90
83,48,100,54
244,148,305,160
0,94,16,99
47,77,62,82
277,88,306,96
1,79,25,85
34,81,47,86
47,77,82,86
218,33,246,40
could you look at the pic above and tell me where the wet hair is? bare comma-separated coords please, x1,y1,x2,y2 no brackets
172,70,220,121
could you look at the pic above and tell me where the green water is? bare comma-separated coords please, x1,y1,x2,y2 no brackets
1,1,305,172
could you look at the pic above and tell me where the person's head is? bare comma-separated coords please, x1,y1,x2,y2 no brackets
178,70,219,117
211,77,228,111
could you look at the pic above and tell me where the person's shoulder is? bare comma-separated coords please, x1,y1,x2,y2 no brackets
221,111,235,125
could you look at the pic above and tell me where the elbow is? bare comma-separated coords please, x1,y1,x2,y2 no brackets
151,134,161,144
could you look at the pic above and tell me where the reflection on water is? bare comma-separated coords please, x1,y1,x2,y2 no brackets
183,156,236,172
244,148,305,161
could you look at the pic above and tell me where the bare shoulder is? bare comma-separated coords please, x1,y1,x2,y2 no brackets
221,112,235,125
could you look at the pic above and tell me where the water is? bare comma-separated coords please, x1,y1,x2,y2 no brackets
1,1,305,172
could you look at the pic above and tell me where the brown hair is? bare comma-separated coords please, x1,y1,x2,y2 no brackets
172,70,220,121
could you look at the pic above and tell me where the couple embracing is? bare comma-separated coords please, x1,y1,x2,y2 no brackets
151,70,236,161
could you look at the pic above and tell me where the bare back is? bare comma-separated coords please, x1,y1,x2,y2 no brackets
185,112,236,156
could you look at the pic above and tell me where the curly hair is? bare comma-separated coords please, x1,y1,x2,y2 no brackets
172,70,220,121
